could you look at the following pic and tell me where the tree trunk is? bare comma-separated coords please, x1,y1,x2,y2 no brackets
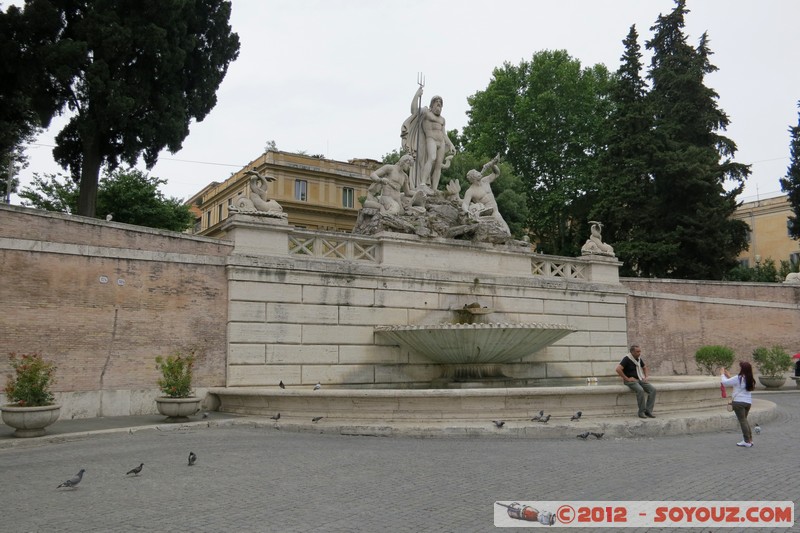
77,138,101,218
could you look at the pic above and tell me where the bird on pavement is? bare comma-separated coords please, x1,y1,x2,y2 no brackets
312,416,324,422
492,420,505,428
531,410,544,422
313,382,321,391
188,452,197,466
57,469,86,488
270,413,280,420
202,412,209,419
539,414,551,424
570,411,582,421
279,380,285,389
590,432,605,439
577,432,590,439
126,463,144,476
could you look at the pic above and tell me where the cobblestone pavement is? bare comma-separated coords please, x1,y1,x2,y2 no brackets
0,391,797,533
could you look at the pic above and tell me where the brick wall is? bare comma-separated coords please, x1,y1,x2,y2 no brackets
0,205,232,416
623,278,800,375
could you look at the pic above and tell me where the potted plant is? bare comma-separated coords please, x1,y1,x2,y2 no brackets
154,352,201,421
1,353,61,437
752,346,793,389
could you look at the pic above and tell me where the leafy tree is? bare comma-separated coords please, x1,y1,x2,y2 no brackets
724,257,779,283
462,50,613,254
779,101,800,239
19,168,194,232
29,1,241,218
643,0,749,279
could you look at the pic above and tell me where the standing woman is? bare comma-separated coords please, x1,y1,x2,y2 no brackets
721,362,756,447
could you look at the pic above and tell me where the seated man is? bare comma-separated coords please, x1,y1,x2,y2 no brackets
615,344,657,419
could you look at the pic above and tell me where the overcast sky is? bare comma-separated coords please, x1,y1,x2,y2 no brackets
11,0,800,205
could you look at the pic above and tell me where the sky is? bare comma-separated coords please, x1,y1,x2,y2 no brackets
10,0,800,205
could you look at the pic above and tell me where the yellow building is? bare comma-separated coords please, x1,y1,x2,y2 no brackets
733,194,800,268
190,150,378,236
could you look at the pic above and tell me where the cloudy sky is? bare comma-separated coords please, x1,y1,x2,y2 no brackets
12,0,800,205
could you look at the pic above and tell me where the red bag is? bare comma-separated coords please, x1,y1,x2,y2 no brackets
720,383,727,398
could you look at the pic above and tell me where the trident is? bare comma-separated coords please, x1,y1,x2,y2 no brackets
414,72,425,186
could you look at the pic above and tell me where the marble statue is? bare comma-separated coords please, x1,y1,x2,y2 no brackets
364,154,424,215
461,155,510,235
401,83,455,192
228,169,287,218
581,221,614,257
784,272,800,284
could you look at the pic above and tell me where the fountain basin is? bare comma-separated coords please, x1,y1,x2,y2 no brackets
375,323,576,365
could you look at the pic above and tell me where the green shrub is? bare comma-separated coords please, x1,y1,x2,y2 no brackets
155,352,195,398
694,345,735,375
4,353,57,407
752,346,793,377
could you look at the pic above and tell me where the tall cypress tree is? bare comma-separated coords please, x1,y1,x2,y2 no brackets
593,25,663,276
779,102,800,240
644,0,749,279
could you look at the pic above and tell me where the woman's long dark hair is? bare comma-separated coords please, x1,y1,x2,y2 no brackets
739,361,756,391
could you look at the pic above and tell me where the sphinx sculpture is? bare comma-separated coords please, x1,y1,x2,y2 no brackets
228,169,287,219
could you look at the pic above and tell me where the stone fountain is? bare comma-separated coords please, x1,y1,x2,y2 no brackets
207,81,728,436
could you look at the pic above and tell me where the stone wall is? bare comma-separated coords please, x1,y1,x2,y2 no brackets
623,278,800,375
3,205,799,420
0,205,232,417
222,215,629,388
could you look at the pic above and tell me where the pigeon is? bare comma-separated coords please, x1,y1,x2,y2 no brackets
126,463,144,476
539,414,551,424
531,410,544,422
202,412,209,419
590,432,605,439
754,424,761,434
105,213,113,221
270,413,280,420
570,411,582,421
577,431,590,439
312,416,324,422
188,452,197,466
279,380,285,389
57,469,86,488
313,382,321,391
492,420,505,428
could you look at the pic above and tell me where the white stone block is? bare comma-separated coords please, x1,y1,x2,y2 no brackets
228,322,302,343
339,306,409,326
229,301,266,322
301,324,375,344
229,281,302,303
267,302,338,324
268,344,338,364
229,344,267,364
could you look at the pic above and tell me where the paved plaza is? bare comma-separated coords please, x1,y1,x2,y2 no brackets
0,390,798,533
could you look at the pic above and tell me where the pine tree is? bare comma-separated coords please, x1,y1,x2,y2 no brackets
779,102,800,240
643,0,749,279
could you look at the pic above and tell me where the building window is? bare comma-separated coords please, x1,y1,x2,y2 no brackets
295,180,307,201
788,219,795,237
738,259,749,268
342,187,354,208
790,252,800,267
217,204,223,223
205,210,211,228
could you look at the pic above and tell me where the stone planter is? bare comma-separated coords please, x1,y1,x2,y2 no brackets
758,376,786,389
0,404,61,438
155,397,201,422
